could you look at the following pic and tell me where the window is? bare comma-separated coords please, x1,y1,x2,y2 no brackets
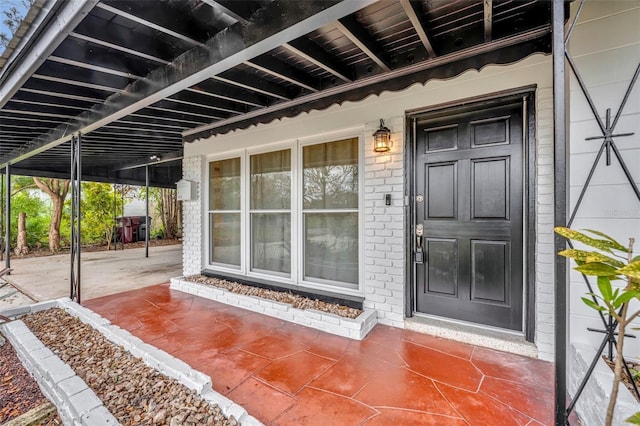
250,149,291,276
303,138,359,287
207,137,360,291
209,157,241,268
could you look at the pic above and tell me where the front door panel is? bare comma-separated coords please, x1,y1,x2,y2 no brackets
414,102,524,331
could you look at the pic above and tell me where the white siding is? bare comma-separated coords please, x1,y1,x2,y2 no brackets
567,1,640,424
568,0,640,359
183,53,555,359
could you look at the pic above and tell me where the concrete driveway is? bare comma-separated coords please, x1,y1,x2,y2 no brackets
2,244,182,303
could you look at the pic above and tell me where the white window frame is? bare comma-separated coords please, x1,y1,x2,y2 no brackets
206,150,246,275
205,129,364,296
297,133,364,294
245,142,298,285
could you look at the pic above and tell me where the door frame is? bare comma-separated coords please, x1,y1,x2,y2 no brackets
404,85,537,342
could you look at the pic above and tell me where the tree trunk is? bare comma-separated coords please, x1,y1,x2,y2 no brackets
160,188,178,239
605,237,636,426
105,225,113,251
15,212,28,256
49,197,63,252
33,178,69,253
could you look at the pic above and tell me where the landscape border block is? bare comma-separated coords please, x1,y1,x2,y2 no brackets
0,300,263,426
170,276,378,340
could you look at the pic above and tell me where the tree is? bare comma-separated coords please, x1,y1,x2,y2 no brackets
33,177,69,252
15,211,28,255
556,227,640,426
82,182,125,249
149,187,180,239
159,188,179,239
0,0,33,49
9,187,49,248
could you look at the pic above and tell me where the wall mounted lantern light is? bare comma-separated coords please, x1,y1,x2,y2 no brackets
373,119,391,152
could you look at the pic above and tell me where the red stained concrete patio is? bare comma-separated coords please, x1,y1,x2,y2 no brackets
85,283,554,425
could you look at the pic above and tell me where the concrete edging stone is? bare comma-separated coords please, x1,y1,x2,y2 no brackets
170,277,378,340
0,299,262,426
1,319,117,426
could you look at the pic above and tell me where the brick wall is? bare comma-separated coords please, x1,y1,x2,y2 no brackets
183,54,556,357
182,155,204,276
362,117,406,328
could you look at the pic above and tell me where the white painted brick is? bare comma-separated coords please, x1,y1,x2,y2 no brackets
271,301,290,312
304,310,323,320
29,300,61,313
348,329,361,339
366,294,386,303
81,406,118,426
321,313,341,325
69,389,104,418
0,305,31,318
59,376,87,399
43,357,76,385
258,299,274,309
292,314,311,326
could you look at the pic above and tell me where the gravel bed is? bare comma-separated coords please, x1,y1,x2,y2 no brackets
23,309,237,426
185,275,363,319
0,332,62,425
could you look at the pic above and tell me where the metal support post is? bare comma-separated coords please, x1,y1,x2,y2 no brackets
145,165,149,258
0,173,2,262
121,185,124,249
113,184,117,249
70,134,82,303
4,164,10,272
553,0,569,424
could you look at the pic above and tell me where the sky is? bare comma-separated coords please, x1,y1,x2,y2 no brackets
0,0,30,54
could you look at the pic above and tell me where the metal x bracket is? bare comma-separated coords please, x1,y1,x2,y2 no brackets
562,0,640,418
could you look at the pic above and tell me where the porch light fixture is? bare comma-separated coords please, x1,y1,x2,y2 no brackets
149,155,160,161
373,119,391,152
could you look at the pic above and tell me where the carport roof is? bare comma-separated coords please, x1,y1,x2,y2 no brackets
0,0,554,187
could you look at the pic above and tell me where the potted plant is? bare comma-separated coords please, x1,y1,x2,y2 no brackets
555,227,640,425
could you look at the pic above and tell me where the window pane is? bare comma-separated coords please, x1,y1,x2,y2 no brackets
303,138,358,209
251,213,291,274
210,213,241,267
251,150,291,210
305,213,358,285
209,158,240,210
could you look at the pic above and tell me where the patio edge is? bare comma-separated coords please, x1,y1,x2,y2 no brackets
170,276,378,340
0,318,118,426
0,300,264,426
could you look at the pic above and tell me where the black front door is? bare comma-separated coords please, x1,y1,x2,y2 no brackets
413,101,524,331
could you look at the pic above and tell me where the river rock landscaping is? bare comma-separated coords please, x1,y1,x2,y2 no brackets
21,308,236,426
0,332,61,425
184,275,362,319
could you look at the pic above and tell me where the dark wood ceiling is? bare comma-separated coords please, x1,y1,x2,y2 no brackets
0,0,553,186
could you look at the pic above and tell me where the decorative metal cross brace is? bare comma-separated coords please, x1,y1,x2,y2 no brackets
586,325,636,361
584,108,634,166
559,1,640,418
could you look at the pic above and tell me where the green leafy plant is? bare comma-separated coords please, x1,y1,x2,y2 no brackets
555,227,640,426
627,412,640,425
